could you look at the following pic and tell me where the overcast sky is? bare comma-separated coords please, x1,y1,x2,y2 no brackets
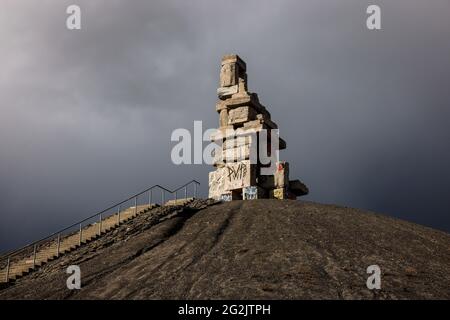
1,0,449,252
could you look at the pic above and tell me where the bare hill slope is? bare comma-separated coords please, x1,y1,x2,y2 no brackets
1,199,449,299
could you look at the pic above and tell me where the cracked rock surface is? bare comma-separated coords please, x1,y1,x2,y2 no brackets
0,199,449,299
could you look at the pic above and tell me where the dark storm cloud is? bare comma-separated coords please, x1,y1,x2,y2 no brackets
1,0,449,252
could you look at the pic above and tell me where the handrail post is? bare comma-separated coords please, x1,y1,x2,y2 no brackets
184,186,187,199
134,196,137,216
56,233,61,257
99,214,102,234
175,191,177,202
33,244,37,267
149,189,152,205
79,223,82,246
5,257,10,283
194,183,197,198
117,205,121,225
162,190,165,205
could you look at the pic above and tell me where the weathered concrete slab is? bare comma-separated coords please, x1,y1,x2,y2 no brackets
209,169,226,199
223,135,255,150
274,161,289,188
223,160,257,191
228,106,257,125
217,85,238,98
243,186,266,200
221,54,247,71
222,145,252,163
289,180,309,196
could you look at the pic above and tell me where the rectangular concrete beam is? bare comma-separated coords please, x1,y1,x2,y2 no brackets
228,106,257,125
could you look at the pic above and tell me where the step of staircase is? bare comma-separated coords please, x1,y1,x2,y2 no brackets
164,197,194,206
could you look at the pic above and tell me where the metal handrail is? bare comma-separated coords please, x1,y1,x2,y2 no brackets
0,180,200,276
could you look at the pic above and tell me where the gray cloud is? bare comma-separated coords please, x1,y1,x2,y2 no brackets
1,0,449,252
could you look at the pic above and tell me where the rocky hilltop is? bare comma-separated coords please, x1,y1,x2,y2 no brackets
0,199,449,299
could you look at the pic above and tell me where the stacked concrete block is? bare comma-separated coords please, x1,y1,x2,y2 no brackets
243,186,266,200
209,54,308,201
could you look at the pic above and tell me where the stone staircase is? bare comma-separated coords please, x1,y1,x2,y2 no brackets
0,204,158,283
